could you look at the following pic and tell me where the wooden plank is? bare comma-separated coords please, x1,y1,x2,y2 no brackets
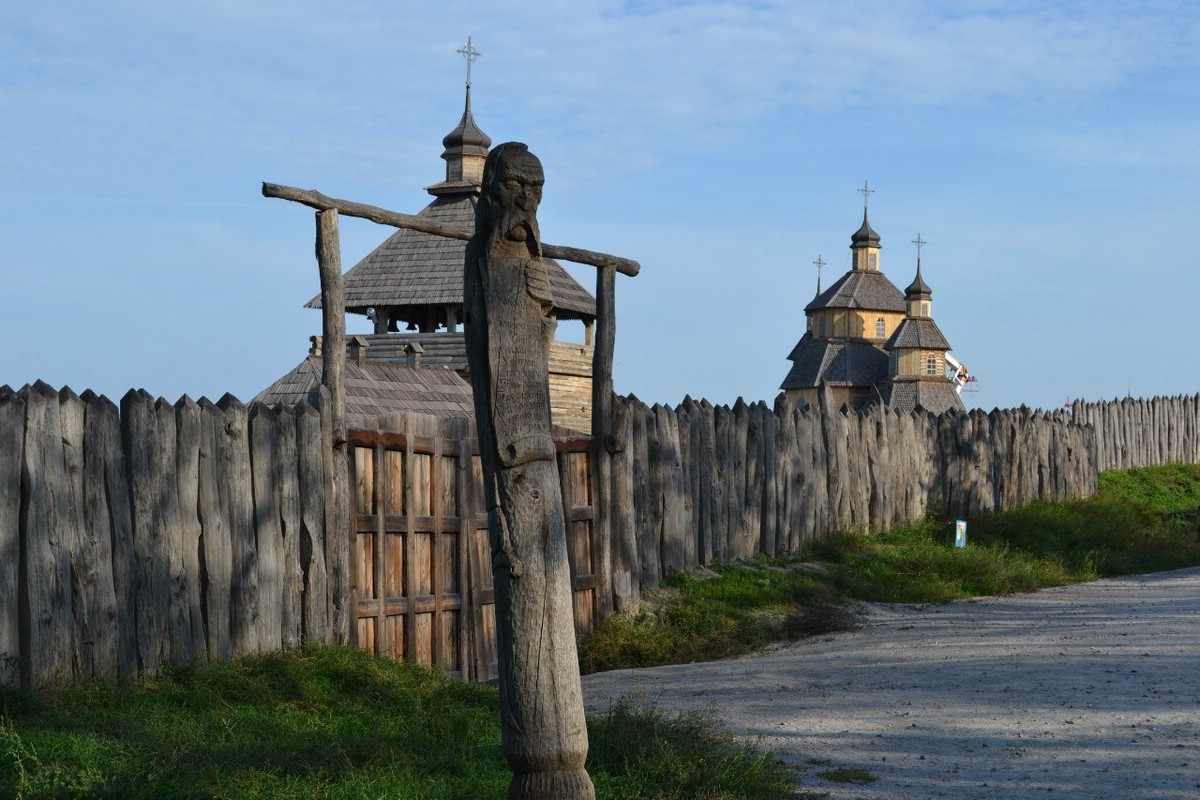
0,389,23,685
430,436,445,669
713,404,733,563
121,390,167,673
24,384,75,685
402,437,418,662
152,398,191,668
278,405,304,651
456,436,473,678
296,399,329,644
175,397,208,663
250,404,284,651
608,395,638,612
759,402,778,556
373,444,388,658
218,394,259,658
73,392,123,681
632,400,658,591
59,389,91,679
198,398,233,662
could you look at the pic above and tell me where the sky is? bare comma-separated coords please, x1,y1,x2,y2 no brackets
3,1,1199,413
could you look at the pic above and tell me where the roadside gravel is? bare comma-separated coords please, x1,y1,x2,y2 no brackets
582,567,1200,799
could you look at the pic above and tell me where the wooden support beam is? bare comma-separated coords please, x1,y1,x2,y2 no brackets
264,182,641,277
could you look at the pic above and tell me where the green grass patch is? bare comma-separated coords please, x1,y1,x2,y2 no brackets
0,646,795,800
579,563,856,674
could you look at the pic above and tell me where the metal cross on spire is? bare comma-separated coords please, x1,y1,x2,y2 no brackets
911,233,926,261
457,36,482,87
813,254,826,292
858,180,874,211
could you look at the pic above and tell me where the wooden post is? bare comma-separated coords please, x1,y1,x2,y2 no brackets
315,209,352,644
0,388,23,686
590,264,615,617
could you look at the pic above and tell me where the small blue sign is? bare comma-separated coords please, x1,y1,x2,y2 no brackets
954,520,968,548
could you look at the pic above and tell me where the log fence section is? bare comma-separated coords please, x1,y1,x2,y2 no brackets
2,382,1199,688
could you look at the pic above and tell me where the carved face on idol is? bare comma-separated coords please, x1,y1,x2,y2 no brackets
481,143,544,256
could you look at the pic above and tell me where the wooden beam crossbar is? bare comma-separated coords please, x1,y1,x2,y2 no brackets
262,182,641,277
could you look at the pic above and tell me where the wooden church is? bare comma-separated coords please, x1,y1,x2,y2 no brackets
780,197,967,414
257,81,598,431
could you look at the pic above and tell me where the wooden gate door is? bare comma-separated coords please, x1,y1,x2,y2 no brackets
348,427,599,683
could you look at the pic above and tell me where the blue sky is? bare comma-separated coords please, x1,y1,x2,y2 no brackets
3,1,1199,412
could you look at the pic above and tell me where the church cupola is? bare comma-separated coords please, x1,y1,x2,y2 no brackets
428,37,491,195
904,242,933,318
850,181,882,272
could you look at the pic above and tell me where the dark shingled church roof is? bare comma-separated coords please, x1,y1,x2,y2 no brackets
886,317,951,350
780,335,890,390
804,269,906,313
307,192,597,321
877,379,963,415
254,354,475,425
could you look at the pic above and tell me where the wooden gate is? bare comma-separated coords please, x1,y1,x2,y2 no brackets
347,427,597,682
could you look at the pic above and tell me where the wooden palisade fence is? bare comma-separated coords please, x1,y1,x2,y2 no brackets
2,381,1199,687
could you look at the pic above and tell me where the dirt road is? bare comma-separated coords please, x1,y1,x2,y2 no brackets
582,568,1200,799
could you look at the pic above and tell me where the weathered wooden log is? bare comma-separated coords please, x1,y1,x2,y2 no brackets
250,404,285,651
696,399,715,564
82,391,137,679
263,182,641,277
0,388,24,686
278,406,304,650
628,397,656,594
153,397,193,668
175,397,208,663
24,383,75,685
295,399,330,643
197,398,233,662
609,396,639,612
217,394,260,657
712,403,733,563
121,390,168,674
732,399,752,558
59,389,91,679
759,401,779,555
653,404,688,575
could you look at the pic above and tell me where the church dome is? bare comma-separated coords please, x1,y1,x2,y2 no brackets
850,211,881,249
905,263,932,298
442,86,491,157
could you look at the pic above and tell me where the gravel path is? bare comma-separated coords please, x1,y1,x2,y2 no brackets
582,568,1200,799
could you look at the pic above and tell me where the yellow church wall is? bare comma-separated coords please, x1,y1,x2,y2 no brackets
896,349,944,378
812,309,904,341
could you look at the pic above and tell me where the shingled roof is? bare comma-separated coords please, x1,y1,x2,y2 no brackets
804,269,906,313
780,335,890,390
307,191,597,321
254,354,475,425
885,317,951,350
877,379,963,415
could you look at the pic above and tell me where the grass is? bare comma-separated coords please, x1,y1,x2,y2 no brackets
3,463,1197,799
0,646,795,800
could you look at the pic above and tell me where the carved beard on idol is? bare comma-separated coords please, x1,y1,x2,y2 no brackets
480,142,543,260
